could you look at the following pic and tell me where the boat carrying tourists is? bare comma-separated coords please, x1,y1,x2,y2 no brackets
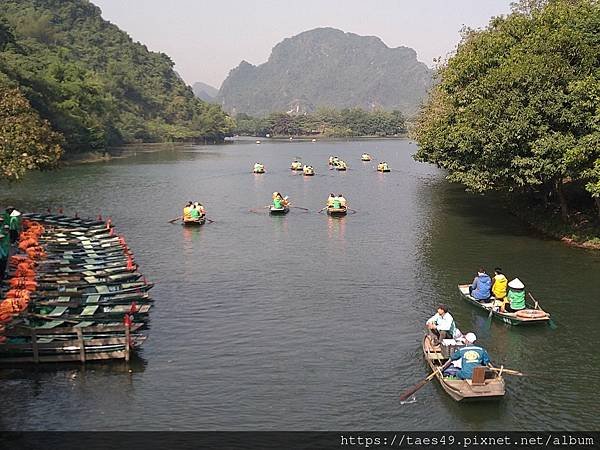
270,192,290,214
253,162,265,173
290,160,303,171
303,165,315,176
377,162,390,172
325,194,348,216
182,201,206,225
361,153,372,161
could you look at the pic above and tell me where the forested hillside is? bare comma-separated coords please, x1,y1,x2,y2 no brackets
0,0,233,179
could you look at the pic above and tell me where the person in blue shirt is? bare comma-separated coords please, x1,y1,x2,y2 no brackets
449,332,491,379
469,267,492,301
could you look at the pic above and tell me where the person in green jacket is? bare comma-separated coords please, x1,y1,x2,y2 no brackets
0,222,10,281
506,278,526,312
189,205,201,221
9,209,21,244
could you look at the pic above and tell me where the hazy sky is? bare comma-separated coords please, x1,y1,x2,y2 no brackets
92,0,514,89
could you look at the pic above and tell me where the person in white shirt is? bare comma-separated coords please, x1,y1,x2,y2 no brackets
426,304,457,344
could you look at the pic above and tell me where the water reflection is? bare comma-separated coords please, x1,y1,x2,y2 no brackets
327,216,346,242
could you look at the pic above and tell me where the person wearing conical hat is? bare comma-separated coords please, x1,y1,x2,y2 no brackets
506,278,526,312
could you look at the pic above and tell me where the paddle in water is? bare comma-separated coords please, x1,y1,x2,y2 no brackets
168,216,182,224
399,360,452,402
528,292,557,329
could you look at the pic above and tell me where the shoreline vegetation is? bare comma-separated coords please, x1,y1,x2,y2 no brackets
413,0,600,251
233,108,407,138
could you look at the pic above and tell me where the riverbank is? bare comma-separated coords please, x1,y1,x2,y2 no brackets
510,198,600,250
60,140,229,165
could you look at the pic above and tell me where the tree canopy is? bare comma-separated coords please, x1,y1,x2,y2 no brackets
413,0,600,220
0,83,63,180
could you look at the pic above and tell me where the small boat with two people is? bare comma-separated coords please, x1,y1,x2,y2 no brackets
334,160,348,171
459,268,550,326
182,201,206,226
377,162,390,172
361,153,372,161
290,160,303,171
253,163,265,174
328,155,340,167
270,192,290,215
303,165,315,176
421,304,506,401
325,193,348,216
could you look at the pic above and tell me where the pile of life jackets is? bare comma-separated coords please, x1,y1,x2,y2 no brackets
0,220,46,342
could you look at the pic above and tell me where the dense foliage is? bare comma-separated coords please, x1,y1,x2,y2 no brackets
218,27,432,117
0,83,63,180
414,0,600,222
0,0,234,165
235,108,406,137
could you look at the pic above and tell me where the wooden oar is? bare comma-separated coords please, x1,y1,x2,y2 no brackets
168,216,182,224
291,206,309,211
488,366,525,376
399,359,452,402
528,292,556,328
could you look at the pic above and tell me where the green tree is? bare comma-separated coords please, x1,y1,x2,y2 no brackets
414,0,600,221
0,84,63,180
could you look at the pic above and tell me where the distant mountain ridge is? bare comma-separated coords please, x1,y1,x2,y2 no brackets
217,27,433,117
192,81,218,102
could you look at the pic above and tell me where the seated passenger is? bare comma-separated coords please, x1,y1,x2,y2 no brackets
449,333,491,380
505,278,526,312
183,201,193,221
491,267,509,312
337,194,347,207
426,304,457,343
189,205,201,221
327,193,336,207
469,267,492,301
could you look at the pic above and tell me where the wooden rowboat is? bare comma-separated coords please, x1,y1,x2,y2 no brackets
182,216,206,226
458,284,550,326
361,153,372,161
269,205,289,215
423,334,505,402
327,206,347,216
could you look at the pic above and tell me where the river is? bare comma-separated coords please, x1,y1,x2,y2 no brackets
0,138,598,430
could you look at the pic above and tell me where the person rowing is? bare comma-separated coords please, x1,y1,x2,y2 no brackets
447,332,491,380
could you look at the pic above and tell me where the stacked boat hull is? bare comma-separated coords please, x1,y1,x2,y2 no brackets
0,213,153,364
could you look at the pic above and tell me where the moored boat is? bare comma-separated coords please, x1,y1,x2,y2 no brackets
422,334,505,401
457,284,550,326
